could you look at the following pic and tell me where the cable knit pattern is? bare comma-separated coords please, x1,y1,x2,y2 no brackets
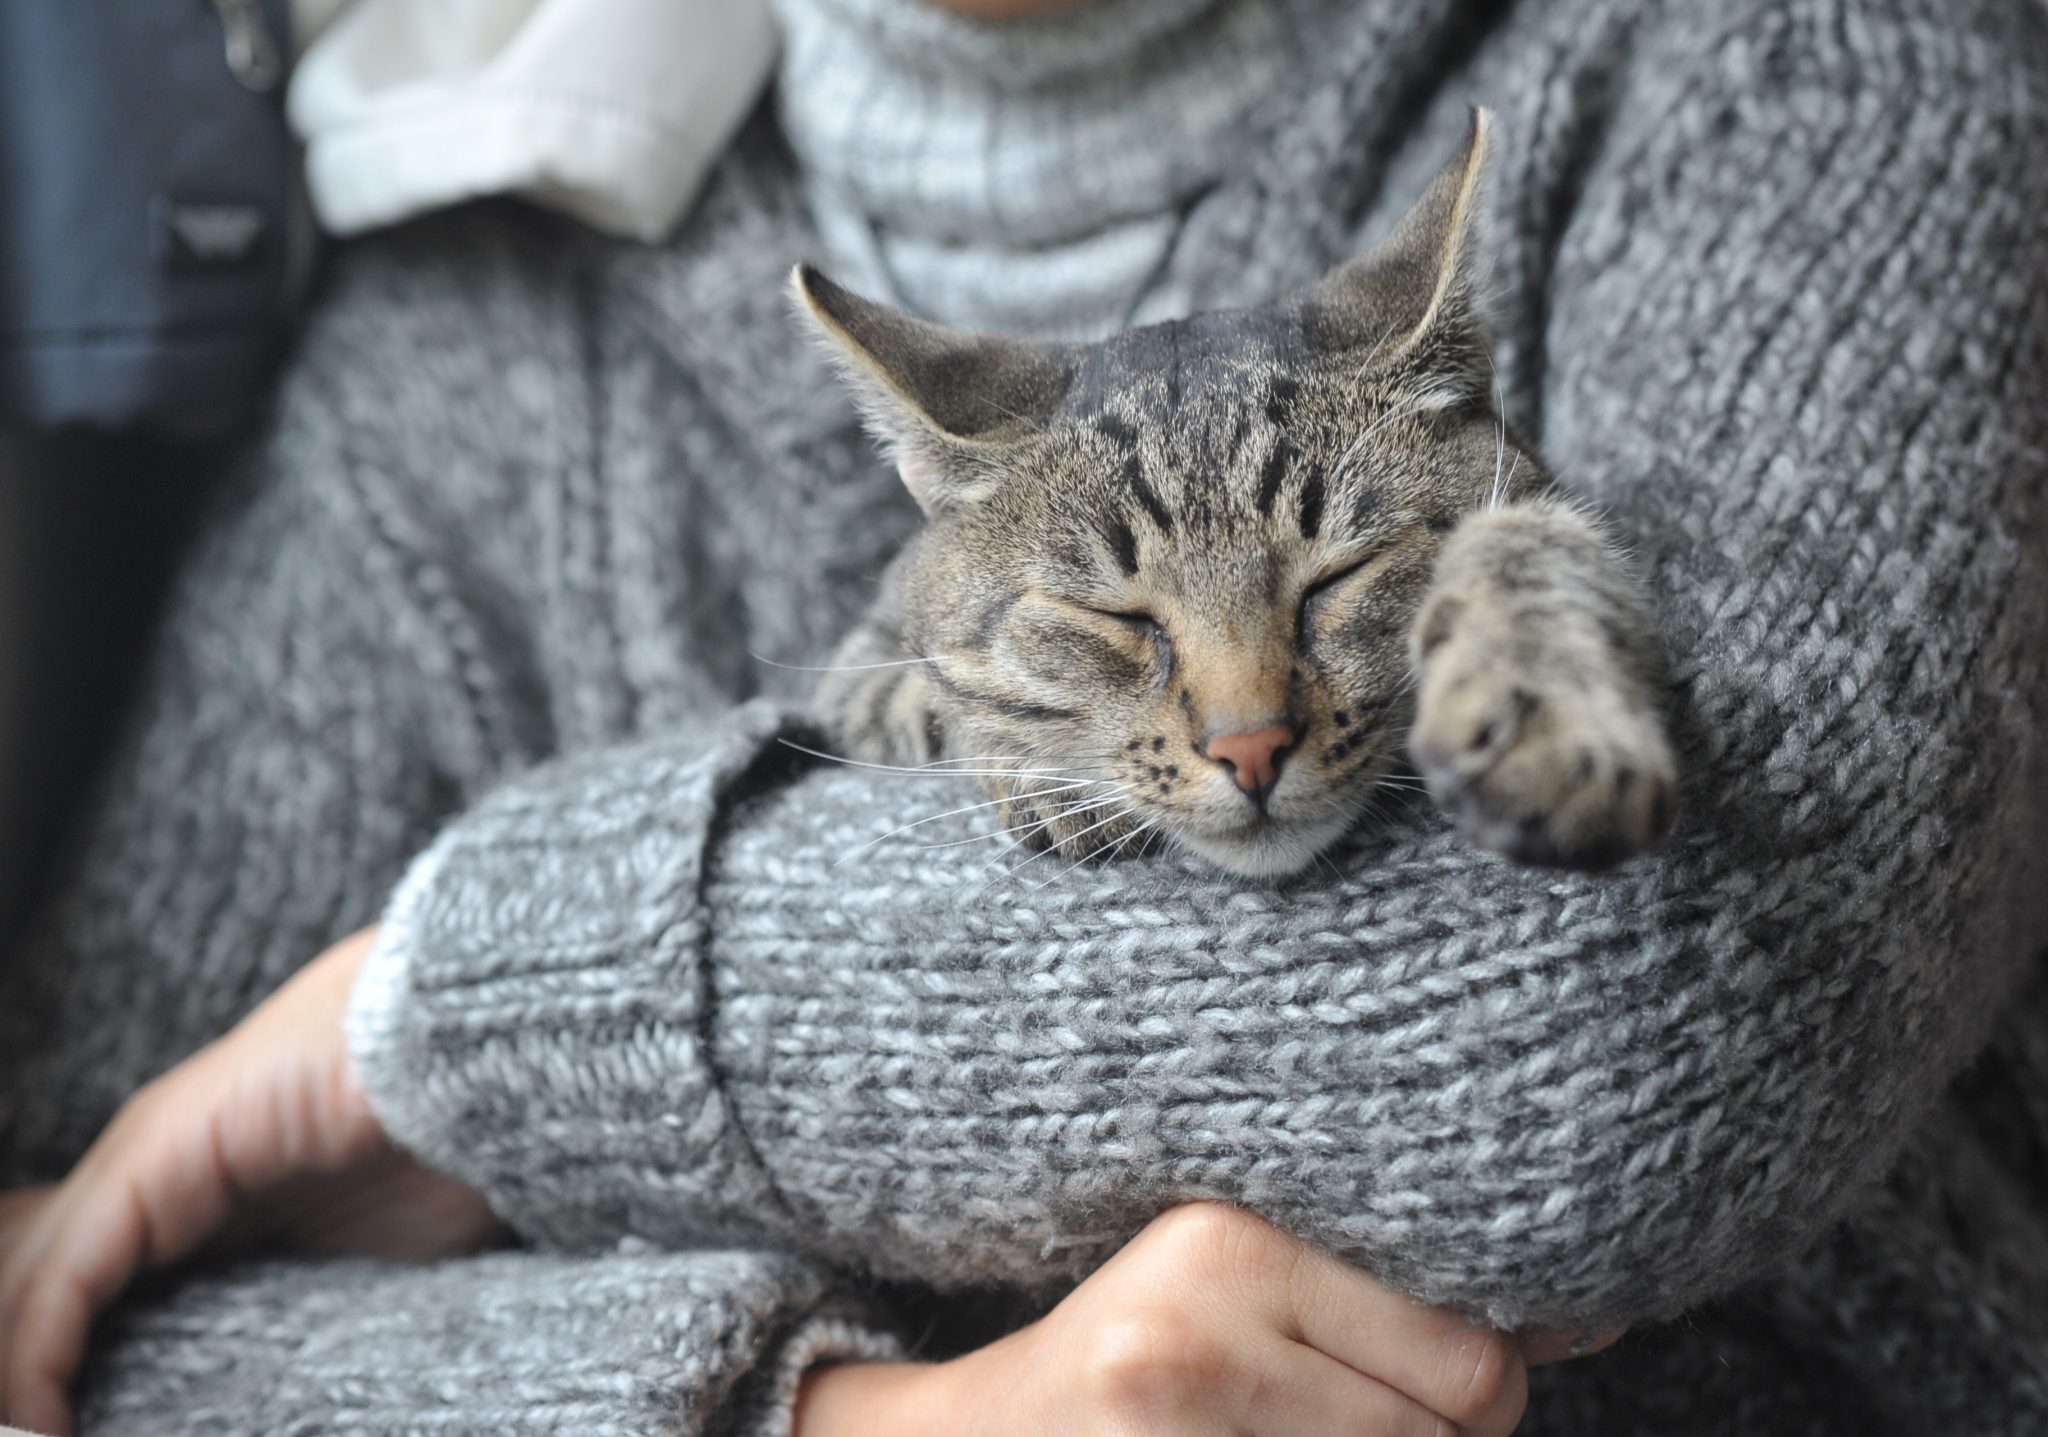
3,0,2046,1432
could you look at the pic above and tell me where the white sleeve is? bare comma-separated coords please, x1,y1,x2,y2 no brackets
287,0,777,241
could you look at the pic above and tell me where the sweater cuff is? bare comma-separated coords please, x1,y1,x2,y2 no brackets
741,1314,909,1437
77,1247,902,1437
344,697,806,1247
344,834,453,1173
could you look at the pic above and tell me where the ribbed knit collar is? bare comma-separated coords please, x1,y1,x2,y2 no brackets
770,0,1346,336
781,0,1231,87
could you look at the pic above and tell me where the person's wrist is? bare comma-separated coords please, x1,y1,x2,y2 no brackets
268,925,387,1158
792,1358,967,1437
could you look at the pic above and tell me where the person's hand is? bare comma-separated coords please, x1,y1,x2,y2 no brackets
795,1202,1620,1437
0,927,502,1436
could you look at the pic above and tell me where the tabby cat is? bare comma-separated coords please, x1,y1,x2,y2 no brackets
800,111,1676,878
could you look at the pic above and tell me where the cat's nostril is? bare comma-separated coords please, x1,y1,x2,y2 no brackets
1203,724,1298,796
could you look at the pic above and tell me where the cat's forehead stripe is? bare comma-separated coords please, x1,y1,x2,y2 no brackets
1255,439,1294,516
1066,307,1300,420
1095,412,1138,453
1298,465,1327,540
1105,515,1140,576
1265,375,1299,429
1126,460,1173,533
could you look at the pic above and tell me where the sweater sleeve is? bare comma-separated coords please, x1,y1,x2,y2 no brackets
347,0,2048,1336
75,1247,900,1437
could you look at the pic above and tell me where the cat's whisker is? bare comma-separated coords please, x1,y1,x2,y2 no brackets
749,652,952,673
918,786,1126,851
1027,817,1157,891
975,394,1052,435
1002,805,1135,878
957,783,1136,876
779,739,1106,781
835,778,1111,865
1332,394,1455,485
1355,321,1400,377
993,794,1135,852
917,791,1124,851
1002,786,1134,838
1006,752,1125,768
932,755,1122,776
917,755,1036,766
1487,344,1509,510
1094,817,1156,861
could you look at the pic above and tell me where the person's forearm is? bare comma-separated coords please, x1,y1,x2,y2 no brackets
348,691,2018,1345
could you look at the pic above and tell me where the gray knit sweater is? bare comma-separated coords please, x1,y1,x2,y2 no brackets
5,0,2048,1433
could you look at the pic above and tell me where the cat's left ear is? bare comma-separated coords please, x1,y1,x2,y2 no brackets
792,266,1070,516
1298,107,1495,400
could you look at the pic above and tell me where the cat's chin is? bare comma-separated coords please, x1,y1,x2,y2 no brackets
1174,810,1356,879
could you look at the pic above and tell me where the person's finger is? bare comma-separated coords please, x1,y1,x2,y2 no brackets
0,1190,74,1416
0,1185,54,1237
0,1120,202,1433
1253,1236,1528,1437
0,1175,156,1436
2,1258,100,1436
0,1206,82,1434
227,1149,504,1258
1241,1334,1456,1437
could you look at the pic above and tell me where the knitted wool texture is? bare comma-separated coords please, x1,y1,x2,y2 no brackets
2,0,2047,1433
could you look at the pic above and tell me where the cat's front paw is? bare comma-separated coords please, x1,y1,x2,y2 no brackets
1411,651,1676,870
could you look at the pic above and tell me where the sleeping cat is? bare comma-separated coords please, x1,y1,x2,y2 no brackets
798,110,1676,878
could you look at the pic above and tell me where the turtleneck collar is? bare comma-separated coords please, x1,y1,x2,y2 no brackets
770,0,1344,337
783,0,1231,87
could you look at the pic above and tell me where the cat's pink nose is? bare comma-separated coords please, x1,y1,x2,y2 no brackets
1204,724,1297,796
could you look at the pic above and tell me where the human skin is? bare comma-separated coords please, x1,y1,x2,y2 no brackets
0,929,501,1436
793,1205,1619,1437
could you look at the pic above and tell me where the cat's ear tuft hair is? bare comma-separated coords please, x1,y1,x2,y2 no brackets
791,265,1070,515
1299,107,1496,402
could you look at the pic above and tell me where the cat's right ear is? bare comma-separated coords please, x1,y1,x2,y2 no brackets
1297,107,1496,402
791,265,1069,516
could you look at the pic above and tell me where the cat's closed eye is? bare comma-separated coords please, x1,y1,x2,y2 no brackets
1297,545,1393,628
1096,608,1174,674
1099,608,1164,635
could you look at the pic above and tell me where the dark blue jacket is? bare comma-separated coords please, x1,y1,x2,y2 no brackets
0,0,300,437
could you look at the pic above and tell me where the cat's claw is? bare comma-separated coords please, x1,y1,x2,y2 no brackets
1411,658,1676,870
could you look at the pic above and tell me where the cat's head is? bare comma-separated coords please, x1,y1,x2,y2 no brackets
797,110,1545,876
